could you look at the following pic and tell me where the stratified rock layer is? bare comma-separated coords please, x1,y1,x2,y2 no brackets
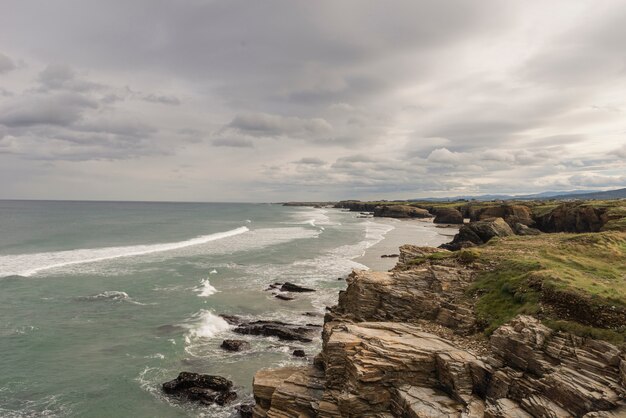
253,249,626,417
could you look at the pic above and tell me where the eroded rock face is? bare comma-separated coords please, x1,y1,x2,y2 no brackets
373,205,432,219
535,202,609,233
433,207,464,224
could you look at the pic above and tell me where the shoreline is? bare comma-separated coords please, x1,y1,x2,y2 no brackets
354,217,460,271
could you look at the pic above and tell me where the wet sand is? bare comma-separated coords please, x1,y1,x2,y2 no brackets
355,217,459,271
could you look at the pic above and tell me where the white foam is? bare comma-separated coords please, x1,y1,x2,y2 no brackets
184,310,230,340
0,226,250,278
209,269,217,274
195,278,218,297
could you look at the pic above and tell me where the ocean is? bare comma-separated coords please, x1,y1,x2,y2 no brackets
0,200,453,417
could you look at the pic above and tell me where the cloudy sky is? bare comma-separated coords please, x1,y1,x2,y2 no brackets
1,1,625,201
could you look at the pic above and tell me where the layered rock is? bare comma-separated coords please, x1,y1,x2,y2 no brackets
333,267,477,334
253,257,626,417
373,205,432,219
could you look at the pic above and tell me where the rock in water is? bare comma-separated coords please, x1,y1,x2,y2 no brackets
162,372,236,406
292,349,306,357
275,294,295,301
233,320,317,342
280,282,316,292
220,339,251,352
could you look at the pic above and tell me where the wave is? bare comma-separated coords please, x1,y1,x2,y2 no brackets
194,278,218,297
183,310,230,340
0,226,250,278
76,290,147,305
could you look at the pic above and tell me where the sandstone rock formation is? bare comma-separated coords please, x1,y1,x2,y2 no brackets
252,246,626,417
373,205,432,219
433,207,464,224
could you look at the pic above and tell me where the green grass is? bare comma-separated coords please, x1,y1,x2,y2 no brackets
466,231,626,340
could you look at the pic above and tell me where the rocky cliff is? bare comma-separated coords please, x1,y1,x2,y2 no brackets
251,232,626,417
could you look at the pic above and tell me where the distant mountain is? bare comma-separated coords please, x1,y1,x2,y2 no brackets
409,188,626,202
549,188,626,200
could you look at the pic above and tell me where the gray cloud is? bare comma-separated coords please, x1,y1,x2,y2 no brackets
211,137,254,148
142,94,180,106
0,1,624,201
0,53,16,73
0,92,98,127
226,113,332,138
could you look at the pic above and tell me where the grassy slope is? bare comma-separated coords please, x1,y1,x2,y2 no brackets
471,232,626,342
406,231,626,343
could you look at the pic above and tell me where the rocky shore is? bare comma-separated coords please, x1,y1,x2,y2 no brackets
249,200,626,417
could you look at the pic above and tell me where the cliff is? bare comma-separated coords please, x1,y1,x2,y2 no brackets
251,230,626,417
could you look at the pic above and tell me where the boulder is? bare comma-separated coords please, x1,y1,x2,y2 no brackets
373,205,432,219
220,339,251,352
292,349,306,357
162,372,236,406
433,207,464,224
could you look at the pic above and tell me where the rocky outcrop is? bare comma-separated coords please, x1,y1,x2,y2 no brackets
162,372,237,406
234,320,319,342
373,205,432,219
441,217,514,251
433,207,464,224
472,204,535,228
334,267,477,334
253,256,626,417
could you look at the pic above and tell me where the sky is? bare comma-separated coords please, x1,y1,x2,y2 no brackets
0,0,625,202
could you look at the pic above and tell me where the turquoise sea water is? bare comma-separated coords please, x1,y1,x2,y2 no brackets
0,201,447,417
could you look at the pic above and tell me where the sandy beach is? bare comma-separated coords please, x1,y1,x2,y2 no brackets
355,217,460,271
